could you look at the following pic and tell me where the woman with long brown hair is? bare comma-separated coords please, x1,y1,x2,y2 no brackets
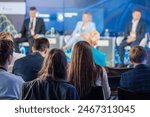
68,41,110,99
21,49,79,100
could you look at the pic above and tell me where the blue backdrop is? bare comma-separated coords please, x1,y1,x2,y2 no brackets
24,0,149,34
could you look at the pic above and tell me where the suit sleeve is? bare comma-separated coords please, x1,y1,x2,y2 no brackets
40,19,46,34
136,22,146,42
120,74,127,89
20,20,26,37
124,23,130,40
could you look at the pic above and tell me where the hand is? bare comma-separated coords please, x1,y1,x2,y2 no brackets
130,32,136,38
33,34,40,39
126,37,136,43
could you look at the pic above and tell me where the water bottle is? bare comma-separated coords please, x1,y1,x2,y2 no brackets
50,27,55,37
20,46,26,55
104,29,110,39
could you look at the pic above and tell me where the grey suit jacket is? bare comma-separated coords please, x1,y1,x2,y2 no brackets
72,21,96,36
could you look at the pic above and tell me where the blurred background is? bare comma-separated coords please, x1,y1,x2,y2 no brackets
0,0,149,35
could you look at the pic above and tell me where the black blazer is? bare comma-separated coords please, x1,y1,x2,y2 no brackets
21,79,80,100
20,18,46,38
120,64,150,92
12,52,44,82
124,20,146,42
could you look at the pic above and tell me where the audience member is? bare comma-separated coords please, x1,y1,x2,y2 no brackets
120,46,150,92
21,49,79,100
0,32,24,100
84,30,106,66
68,41,111,99
12,38,49,82
0,32,25,72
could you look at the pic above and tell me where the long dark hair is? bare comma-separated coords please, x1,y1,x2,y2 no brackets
38,48,67,80
68,41,103,98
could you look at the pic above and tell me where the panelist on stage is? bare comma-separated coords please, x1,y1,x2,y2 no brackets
63,12,96,50
14,6,46,53
119,8,146,67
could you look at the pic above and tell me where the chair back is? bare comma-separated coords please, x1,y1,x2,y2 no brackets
139,33,148,47
118,87,150,100
105,67,133,90
81,86,104,100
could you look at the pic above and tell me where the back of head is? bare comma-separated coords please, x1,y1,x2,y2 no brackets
68,41,97,97
129,46,147,64
84,30,100,46
0,32,13,41
39,49,67,80
32,38,49,52
0,32,14,66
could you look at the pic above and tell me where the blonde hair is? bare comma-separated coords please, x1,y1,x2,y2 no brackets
0,32,14,65
0,32,13,41
84,30,100,46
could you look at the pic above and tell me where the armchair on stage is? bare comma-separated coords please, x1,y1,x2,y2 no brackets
116,33,148,49
116,33,149,64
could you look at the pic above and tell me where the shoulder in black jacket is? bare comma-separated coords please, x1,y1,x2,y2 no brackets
21,79,80,100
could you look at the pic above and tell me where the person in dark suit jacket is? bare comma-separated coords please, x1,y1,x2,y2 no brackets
120,46,150,92
119,9,146,66
21,49,79,100
14,6,46,53
12,38,49,82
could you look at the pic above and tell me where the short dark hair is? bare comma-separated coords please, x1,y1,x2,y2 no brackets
0,33,14,66
30,6,36,11
83,12,91,15
129,46,147,63
133,8,141,13
32,38,50,52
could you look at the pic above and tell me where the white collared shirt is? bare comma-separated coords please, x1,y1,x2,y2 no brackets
29,18,36,30
131,20,139,32
29,18,36,36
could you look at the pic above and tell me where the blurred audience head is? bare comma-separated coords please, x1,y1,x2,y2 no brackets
84,30,100,46
82,12,92,23
29,6,37,18
0,32,14,67
32,37,49,57
0,32,13,41
129,46,147,65
132,8,141,21
39,49,67,80
68,41,97,97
